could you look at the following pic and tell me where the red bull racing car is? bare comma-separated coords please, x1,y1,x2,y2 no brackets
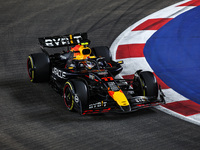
27,33,165,115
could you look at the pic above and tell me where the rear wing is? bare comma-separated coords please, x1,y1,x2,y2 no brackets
38,33,90,48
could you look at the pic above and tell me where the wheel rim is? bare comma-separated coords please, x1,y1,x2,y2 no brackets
63,84,74,110
133,77,144,96
27,57,34,82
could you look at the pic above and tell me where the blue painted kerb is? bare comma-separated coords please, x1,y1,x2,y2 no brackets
144,6,200,104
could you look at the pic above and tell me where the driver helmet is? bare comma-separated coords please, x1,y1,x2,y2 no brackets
71,45,92,60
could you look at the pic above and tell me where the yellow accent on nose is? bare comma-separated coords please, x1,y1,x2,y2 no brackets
108,90,130,106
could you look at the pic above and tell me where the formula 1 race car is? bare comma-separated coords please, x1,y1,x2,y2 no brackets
27,33,165,115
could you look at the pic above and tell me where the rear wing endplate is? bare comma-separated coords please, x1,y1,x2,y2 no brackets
38,33,90,48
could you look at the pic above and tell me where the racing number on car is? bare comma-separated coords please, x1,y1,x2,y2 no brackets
101,77,114,81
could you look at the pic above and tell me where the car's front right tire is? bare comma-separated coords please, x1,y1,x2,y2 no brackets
133,71,158,98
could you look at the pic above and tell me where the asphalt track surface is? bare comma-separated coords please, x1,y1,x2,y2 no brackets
1,0,200,149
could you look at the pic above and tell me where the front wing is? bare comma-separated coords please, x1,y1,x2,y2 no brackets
78,96,165,115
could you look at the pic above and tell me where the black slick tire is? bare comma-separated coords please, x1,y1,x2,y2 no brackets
63,79,89,113
27,53,50,82
133,71,158,98
92,46,112,62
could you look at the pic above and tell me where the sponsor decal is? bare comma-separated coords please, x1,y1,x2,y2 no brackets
89,101,107,109
135,96,147,103
74,94,79,103
107,82,119,91
45,35,82,47
52,67,67,79
97,71,108,75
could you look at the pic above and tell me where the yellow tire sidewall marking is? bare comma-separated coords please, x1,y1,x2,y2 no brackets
65,82,75,110
28,56,34,82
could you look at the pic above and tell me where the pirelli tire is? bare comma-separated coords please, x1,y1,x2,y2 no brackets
27,53,50,82
92,46,112,62
133,71,158,98
63,79,89,113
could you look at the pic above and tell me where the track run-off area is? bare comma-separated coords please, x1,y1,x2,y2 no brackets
0,0,200,149
110,0,200,126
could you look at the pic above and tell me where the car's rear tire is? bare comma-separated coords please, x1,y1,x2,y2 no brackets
63,79,89,113
27,53,50,82
92,46,122,76
133,71,158,98
92,46,112,62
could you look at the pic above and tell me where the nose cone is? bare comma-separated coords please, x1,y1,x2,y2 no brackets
108,90,131,112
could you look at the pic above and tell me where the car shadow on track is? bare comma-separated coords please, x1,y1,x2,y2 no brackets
0,78,159,124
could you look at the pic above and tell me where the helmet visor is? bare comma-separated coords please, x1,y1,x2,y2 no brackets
82,48,91,55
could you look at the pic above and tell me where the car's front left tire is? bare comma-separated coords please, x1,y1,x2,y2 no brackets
63,79,89,114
